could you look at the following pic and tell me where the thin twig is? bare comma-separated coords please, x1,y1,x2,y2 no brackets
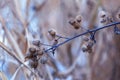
56,34,70,39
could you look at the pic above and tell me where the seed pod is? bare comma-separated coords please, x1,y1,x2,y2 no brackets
75,15,82,23
29,47,36,53
32,40,40,47
48,29,56,38
99,10,108,23
40,56,48,64
69,19,80,29
87,41,94,50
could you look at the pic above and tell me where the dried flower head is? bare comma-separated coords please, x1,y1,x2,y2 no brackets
87,41,94,49
32,40,41,47
29,47,36,53
99,10,108,23
48,29,56,38
24,47,37,61
75,15,82,23
81,40,94,53
69,18,81,29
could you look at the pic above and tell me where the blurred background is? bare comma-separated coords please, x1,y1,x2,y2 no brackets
0,0,120,80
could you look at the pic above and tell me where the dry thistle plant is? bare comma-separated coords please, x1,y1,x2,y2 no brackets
0,0,120,80
23,14,120,70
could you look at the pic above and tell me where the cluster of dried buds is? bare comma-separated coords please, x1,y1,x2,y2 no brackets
99,10,120,34
69,15,82,29
99,10,115,24
24,12,120,68
99,10,109,24
99,10,120,24
68,15,94,53
81,36,94,53
25,40,48,69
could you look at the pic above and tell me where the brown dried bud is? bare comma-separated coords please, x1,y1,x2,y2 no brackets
87,41,94,49
99,10,108,23
69,19,80,29
24,47,37,61
37,49,43,56
81,41,94,53
25,53,37,62
32,40,40,47
29,47,36,53
75,15,82,23
48,29,56,38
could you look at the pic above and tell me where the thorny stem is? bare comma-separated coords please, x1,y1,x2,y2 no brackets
45,22,120,53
